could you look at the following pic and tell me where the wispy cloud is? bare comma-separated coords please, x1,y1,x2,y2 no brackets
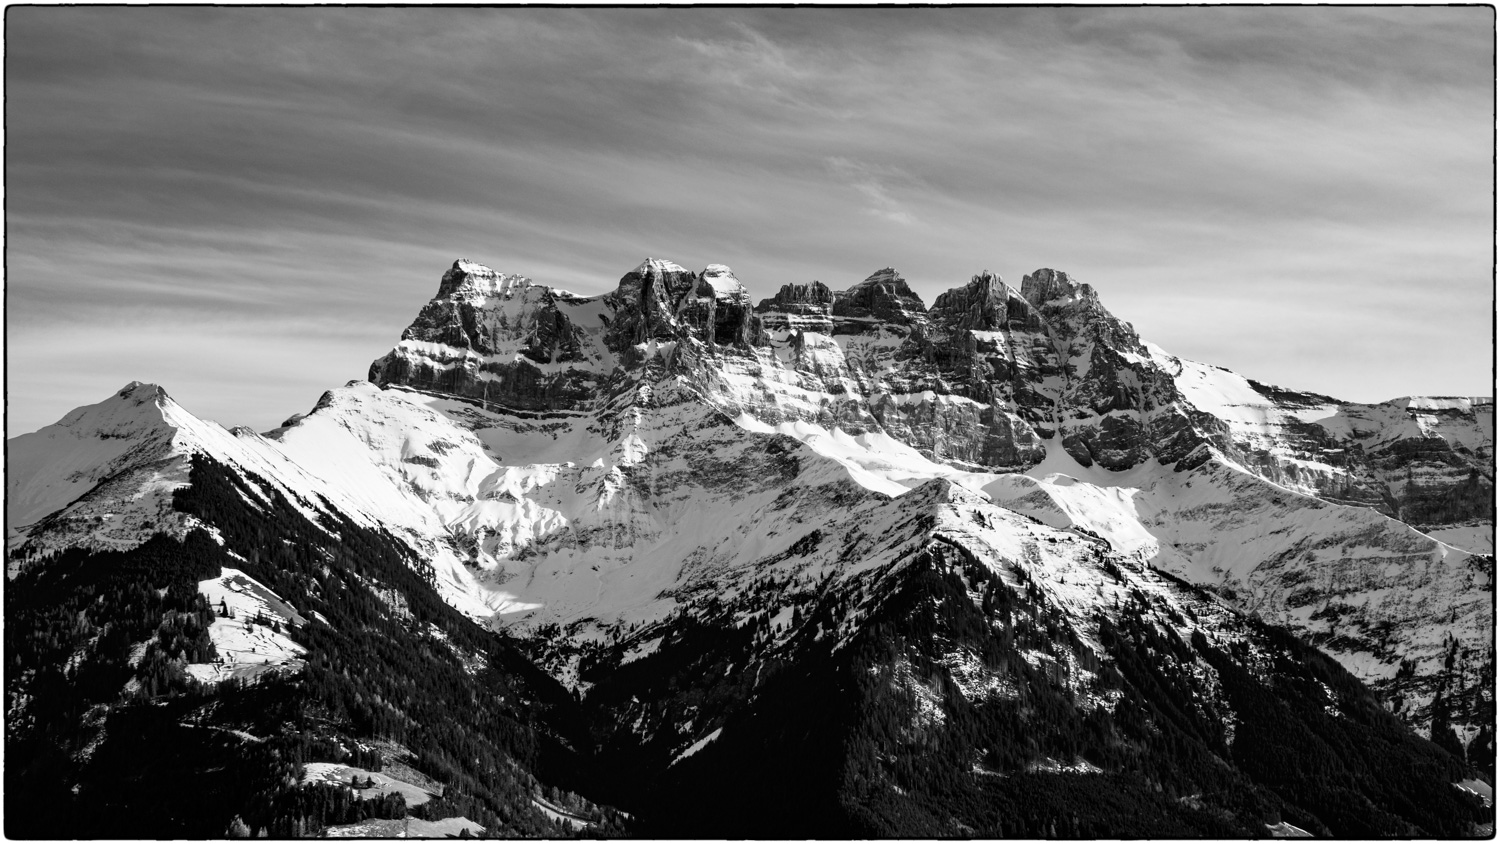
4,7,1492,432
827,157,918,226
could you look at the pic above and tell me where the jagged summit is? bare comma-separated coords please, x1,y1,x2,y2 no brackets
427,257,1130,325
697,264,746,300
435,259,537,299
117,380,167,399
1020,267,1097,308
454,258,496,275
831,266,927,324
48,381,172,437
755,280,834,310
929,271,1035,332
630,256,690,276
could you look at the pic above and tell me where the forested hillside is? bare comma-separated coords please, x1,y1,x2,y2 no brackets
6,455,622,838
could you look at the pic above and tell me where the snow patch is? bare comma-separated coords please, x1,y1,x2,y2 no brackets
670,727,723,766
185,568,306,684
301,762,437,807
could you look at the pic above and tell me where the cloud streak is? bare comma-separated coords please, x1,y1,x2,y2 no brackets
827,157,917,225
5,7,1493,433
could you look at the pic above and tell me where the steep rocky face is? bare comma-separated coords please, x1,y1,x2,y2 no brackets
1341,398,1494,525
367,259,612,412
368,260,1209,476
928,270,1038,332
1151,350,1495,533
1010,269,1189,470
368,258,1491,537
830,267,929,328
605,257,701,346
754,280,835,333
670,264,764,350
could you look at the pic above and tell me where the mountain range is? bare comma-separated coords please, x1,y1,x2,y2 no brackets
6,257,1493,837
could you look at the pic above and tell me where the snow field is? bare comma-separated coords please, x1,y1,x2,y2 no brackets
670,727,723,766
185,568,307,684
1454,778,1494,807
983,439,1486,702
532,798,591,830
301,762,436,807
1421,522,1495,555
323,816,483,838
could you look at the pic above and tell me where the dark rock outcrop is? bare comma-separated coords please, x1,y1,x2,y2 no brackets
754,281,836,333
831,267,928,328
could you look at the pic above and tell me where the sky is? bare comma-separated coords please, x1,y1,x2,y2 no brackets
6,6,1495,435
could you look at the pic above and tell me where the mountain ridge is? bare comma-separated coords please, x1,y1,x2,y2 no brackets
6,254,1493,837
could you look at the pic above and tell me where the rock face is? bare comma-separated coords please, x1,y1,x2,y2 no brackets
754,280,835,332
367,260,603,411
369,258,1493,533
669,263,763,350
830,267,928,327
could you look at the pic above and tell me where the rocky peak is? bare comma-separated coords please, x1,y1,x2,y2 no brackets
755,280,835,313
633,256,690,276
435,259,535,299
832,268,927,325
116,381,168,405
610,258,699,339
1014,267,1145,356
38,382,178,452
754,281,836,334
618,256,697,298
1019,268,1097,309
369,258,607,410
928,271,1039,332
695,264,751,306
669,264,763,349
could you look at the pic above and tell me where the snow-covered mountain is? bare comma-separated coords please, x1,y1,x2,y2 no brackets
5,381,494,618
349,258,1493,731
6,256,1493,837
7,381,337,561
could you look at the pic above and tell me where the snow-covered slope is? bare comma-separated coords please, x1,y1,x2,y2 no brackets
984,439,1490,729
186,567,308,684
4,381,502,617
1150,344,1493,531
7,382,340,568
